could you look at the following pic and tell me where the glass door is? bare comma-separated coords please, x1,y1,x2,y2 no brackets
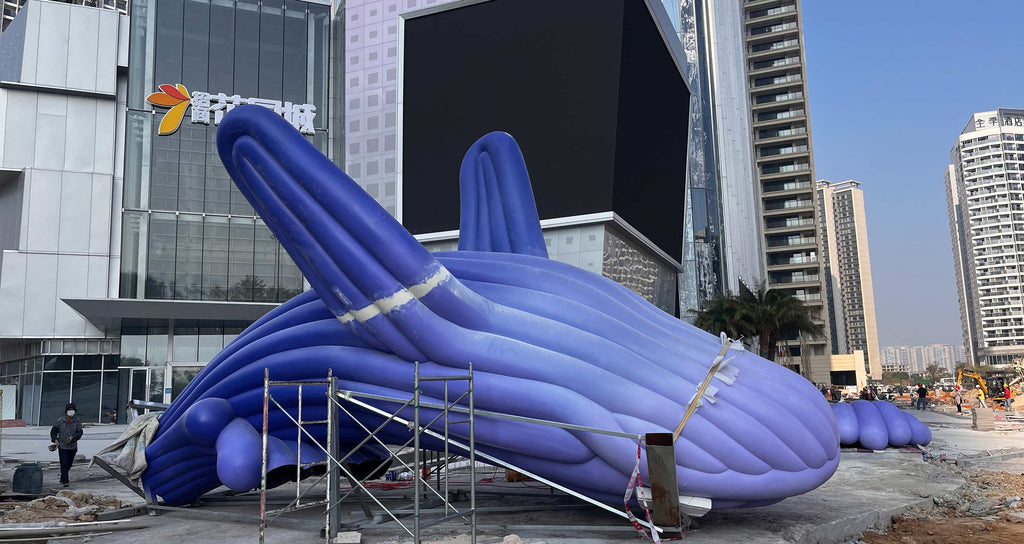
165,363,206,403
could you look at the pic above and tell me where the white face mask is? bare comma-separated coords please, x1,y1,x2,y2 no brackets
66,410,76,417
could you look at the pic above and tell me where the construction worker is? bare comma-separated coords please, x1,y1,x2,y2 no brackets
1005,386,1013,410
916,383,928,410
50,402,83,487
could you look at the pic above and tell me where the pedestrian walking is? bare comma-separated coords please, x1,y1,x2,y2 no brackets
954,385,962,413
49,403,83,487
916,383,928,410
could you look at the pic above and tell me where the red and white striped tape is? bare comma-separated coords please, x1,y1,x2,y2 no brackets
623,438,661,542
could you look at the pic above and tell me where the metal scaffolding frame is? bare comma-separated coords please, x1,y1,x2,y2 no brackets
257,363,479,544
256,362,677,543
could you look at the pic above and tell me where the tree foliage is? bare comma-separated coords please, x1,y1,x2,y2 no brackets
692,280,824,364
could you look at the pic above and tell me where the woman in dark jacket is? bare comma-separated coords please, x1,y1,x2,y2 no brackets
50,402,83,487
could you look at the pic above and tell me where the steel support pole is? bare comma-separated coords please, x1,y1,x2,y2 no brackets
645,432,681,538
443,380,449,517
327,369,340,542
413,361,422,544
468,363,477,544
259,368,270,544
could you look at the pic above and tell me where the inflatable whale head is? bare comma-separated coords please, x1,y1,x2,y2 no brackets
142,105,841,510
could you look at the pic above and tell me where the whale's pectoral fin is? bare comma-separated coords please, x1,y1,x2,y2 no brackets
215,105,488,361
458,132,548,258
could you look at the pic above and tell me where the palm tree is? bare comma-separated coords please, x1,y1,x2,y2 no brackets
693,280,824,364
693,293,753,342
738,281,823,362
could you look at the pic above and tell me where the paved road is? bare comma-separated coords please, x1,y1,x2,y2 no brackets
0,404,1019,543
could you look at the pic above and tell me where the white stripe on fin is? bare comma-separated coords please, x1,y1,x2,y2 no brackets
335,267,453,324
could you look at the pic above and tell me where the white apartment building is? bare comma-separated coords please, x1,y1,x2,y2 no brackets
946,108,1024,366
742,0,832,380
817,180,881,379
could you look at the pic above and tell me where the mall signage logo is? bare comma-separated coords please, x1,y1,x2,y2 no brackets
146,84,317,136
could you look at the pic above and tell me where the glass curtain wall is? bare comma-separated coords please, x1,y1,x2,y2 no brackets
673,0,725,315
121,0,330,303
0,339,121,425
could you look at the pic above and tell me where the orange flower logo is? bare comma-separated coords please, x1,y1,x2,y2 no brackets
146,84,191,135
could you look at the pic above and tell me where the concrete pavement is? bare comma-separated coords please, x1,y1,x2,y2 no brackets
0,403,1018,543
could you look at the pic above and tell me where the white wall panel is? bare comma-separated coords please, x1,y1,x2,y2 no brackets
3,92,37,169
66,8,99,91
96,10,119,95
94,101,116,175
107,255,119,298
34,2,71,88
58,171,91,253
53,254,88,336
64,97,97,173
25,169,60,251
0,250,27,336
21,252,57,336
86,255,108,298
33,113,66,171
0,91,6,164
35,93,66,115
89,174,112,255
116,14,129,69
18,3,40,84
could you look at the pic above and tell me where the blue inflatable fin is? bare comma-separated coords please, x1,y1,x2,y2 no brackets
216,106,499,365
458,132,548,258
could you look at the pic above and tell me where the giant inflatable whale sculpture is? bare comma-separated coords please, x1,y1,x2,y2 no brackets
143,105,844,509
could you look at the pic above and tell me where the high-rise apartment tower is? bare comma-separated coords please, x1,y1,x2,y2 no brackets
946,108,1024,366
742,0,831,377
817,179,881,379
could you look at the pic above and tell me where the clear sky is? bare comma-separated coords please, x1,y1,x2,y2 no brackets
799,1,1024,347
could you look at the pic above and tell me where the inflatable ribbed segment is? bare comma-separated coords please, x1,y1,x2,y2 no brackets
831,400,931,449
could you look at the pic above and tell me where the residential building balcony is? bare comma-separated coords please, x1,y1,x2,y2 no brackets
747,3,797,22
762,179,812,195
748,38,800,58
750,55,801,72
764,216,815,232
747,20,798,39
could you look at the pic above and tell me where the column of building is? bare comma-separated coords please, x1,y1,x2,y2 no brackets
742,0,832,379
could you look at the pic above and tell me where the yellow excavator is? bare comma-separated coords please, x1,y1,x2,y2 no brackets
956,368,991,398
956,358,1024,399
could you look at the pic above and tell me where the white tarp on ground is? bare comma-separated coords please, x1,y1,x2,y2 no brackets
90,413,160,483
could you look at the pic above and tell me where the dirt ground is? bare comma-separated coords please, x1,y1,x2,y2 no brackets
0,490,122,523
862,468,1024,544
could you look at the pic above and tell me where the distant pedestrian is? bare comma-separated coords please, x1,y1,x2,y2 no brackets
49,403,83,487
916,383,928,410
954,386,962,413
820,384,829,398
831,386,841,402
1005,386,1013,410
860,387,871,400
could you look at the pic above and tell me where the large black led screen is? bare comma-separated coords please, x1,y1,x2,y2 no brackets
401,0,689,261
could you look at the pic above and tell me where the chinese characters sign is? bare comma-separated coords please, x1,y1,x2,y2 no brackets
146,84,316,136
974,114,1024,130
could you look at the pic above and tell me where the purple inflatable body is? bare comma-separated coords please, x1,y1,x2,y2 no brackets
831,400,931,450
142,106,842,509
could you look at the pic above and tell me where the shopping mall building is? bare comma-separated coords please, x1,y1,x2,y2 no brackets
0,0,743,425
